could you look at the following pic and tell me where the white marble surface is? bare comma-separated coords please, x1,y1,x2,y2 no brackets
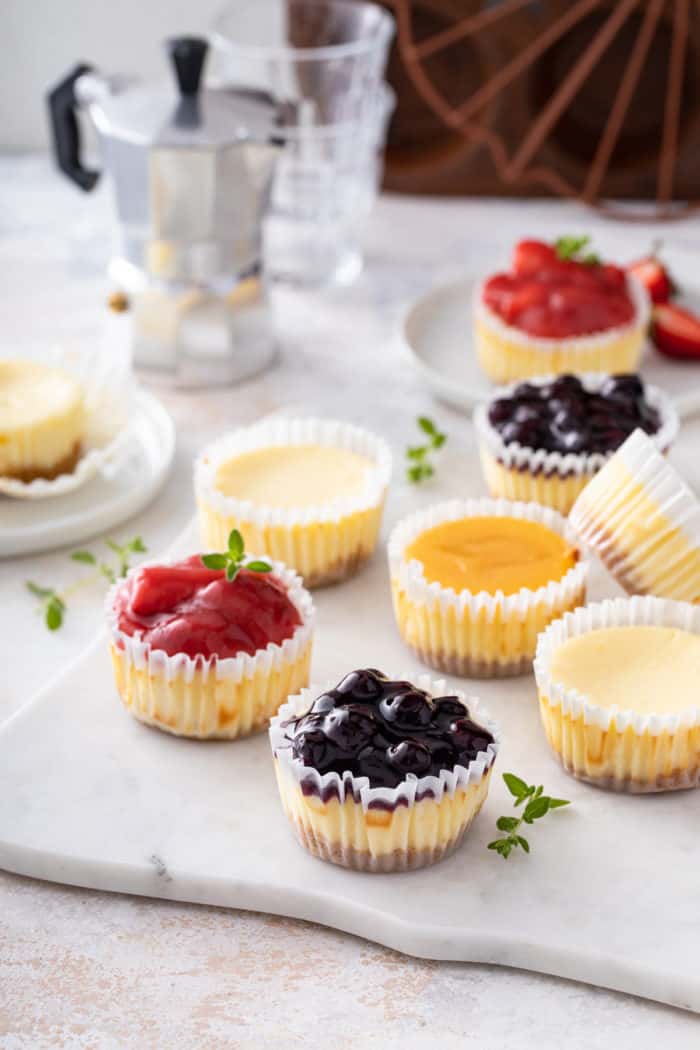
3,154,700,1046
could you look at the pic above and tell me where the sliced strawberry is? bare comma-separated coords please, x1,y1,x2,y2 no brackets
512,239,557,275
129,562,222,617
627,255,676,304
652,303,700,360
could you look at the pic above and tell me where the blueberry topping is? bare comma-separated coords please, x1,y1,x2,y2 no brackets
282,669,494,789
487,373,661,455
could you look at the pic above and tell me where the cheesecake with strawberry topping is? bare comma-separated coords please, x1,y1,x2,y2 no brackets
107,546,314,739
474,237,650,383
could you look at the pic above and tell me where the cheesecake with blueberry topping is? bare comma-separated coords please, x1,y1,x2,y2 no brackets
270,669,498,871
474,373,678,514
474,239,650,383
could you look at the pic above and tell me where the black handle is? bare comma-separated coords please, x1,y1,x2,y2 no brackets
46,63,100,192
166,36,208,98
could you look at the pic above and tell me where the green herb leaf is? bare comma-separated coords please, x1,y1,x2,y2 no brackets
418,416,437,437
246,560,272,573
26,581,52,599
489,773,570,861
406,446,427,460
127,537,146,554
45,597,64,631
225,562,238,583
201,553,229,570
496,816,519,832
71,550,97,565
554,234,599,265
503,772,528,798
227,529,245,560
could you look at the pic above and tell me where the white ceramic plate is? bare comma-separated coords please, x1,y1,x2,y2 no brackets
402,276,700,419
0,389,175,557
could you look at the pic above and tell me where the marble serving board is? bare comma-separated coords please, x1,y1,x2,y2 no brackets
1,520,698,1014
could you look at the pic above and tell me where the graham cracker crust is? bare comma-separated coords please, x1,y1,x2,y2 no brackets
407,642,533,679
289,815,472,872
303,549,372,589
571,507,646,596
553,751,700,794
2,441,82,484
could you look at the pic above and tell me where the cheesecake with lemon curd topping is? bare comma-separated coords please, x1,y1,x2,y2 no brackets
196,418,392,588
388,498,587,678
534,597,700,792
474,239,649,383
0,359,85,481
107,553,314,739
270,669,499,872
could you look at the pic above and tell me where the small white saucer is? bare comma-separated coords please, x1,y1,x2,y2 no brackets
0,389,175,557
401,275,700,419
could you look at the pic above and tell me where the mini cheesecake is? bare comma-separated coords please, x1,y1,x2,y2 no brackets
474,239,650,383
388,498,587,678
0,359,85,481
475,373,678,514
270,668,499,872
535,597,700,792
195,418,392,588
571,429,700,602
107,554,314,739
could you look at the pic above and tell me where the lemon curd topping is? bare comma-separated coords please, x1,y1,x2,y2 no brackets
214,444,374,509
549,625,700,715
405,516,577,595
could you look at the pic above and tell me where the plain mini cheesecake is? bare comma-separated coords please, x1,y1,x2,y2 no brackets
0,359,85,481
107,554,314,739
474,239,649,383
270,668,499,872
388,498,587,678
195,418,392,588
475,373,678,514
535,597,700,792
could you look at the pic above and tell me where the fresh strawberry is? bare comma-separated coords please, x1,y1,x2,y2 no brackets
627,253,676,304
652,302,700,360
512,239,557,275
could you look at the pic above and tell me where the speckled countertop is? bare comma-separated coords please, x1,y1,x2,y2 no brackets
2,155,700,1048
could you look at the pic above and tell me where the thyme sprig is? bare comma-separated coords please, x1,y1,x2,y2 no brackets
488,773,570,859
406,416,447,483
201,529,272,582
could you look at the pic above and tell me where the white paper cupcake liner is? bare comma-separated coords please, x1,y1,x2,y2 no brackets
474,373,678,481
534,596,700,792
270,672,500,871
473,271,650,354
0,343,133,500
106,555,315,739
570,429,700,601
388,498,587,677
195,417,392,587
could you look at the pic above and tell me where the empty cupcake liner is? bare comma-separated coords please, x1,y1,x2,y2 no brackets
388,498,587,678
195,417,392,587
0,343,133,500
570,429,700,602
106,555,315,739
534,596,700,792
270,672,499,872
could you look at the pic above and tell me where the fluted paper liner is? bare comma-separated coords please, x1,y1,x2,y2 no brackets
473,273,650,383
534,596,700,792
570,429,700,602
474,374,678,515
0,345,133,500
388,498,587,678
195,417,392,587
270,672,500,872
107,556,315,739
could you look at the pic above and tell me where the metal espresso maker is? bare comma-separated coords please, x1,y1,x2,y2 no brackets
48,37,281,386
